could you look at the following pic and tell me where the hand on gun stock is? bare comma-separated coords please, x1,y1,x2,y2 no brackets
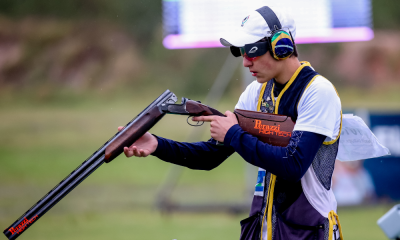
118,126,157,158
192,110,238,142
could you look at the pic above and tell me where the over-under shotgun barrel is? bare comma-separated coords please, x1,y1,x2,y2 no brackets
3,90,177,240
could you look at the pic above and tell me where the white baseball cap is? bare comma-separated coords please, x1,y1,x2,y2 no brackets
220,6,296,47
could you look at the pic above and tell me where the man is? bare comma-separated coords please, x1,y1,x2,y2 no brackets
119,6,343,240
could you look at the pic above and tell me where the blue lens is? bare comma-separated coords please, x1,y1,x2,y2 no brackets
239,47,246,56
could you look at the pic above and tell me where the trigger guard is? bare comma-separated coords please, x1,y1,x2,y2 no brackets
187,116,204,127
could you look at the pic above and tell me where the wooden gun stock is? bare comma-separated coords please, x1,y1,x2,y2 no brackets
234,109,295,147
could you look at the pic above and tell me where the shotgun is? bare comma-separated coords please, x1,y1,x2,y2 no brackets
3,90,177,240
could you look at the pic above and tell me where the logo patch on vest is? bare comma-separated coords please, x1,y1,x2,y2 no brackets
254,169,266,196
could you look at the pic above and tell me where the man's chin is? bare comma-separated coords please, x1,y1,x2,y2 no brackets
256,77,270,84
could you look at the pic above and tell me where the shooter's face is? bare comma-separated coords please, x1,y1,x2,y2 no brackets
242,50,282,84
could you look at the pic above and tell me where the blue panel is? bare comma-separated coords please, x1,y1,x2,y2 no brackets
364,113,400,200
330,0,372,28
370,114,400,158
364,158,400,200
162,0,180,36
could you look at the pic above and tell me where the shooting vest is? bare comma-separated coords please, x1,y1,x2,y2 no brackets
249,62,343,240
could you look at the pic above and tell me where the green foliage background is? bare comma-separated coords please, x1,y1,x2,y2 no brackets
0,0,162,45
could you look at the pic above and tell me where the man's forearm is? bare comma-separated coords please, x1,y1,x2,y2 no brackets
151,136,235,170
225,125,325,181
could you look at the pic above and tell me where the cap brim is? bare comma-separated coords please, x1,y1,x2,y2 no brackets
220,31,264,47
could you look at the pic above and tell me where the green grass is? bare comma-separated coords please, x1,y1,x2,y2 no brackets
0,93,396,240
338,205,390,240
0,205,391,240
1,209,246,240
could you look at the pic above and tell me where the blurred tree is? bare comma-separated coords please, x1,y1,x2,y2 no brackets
0,0,107,18
372,0,400,29
0,0,161,46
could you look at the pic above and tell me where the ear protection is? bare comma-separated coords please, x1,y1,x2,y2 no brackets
256,6,295,60
231,6,295,61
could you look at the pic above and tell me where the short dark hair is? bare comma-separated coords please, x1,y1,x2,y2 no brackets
257,36,298,58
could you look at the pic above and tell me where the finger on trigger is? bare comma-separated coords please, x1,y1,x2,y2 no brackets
201,116,214,122
192,116,202,122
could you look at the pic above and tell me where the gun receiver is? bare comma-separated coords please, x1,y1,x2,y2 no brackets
160,97,225,117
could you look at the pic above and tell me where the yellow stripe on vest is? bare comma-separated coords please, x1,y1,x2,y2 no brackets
328,210,344,240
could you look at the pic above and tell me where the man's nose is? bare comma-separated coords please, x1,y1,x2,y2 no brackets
243,57,253,67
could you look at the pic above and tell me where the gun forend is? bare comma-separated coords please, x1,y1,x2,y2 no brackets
104,91,177,163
